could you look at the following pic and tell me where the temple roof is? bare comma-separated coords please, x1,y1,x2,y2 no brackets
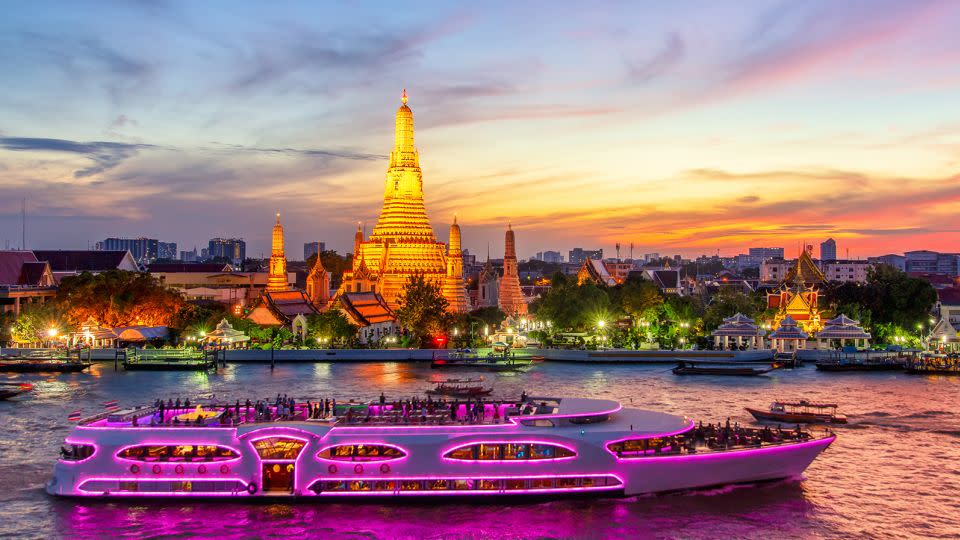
711,313,762,337
261,290,319,323
33,249,138,273
769,315,809,339
784,249,825,284
337,292,396,326
578,258,616,287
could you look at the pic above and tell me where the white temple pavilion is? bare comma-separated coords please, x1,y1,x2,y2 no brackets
814,314,871,350
711,313,766,350
768,315,808,352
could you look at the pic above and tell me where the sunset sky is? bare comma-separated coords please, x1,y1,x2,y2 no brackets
1,0,958,260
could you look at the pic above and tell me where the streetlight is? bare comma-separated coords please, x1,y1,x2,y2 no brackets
597,320,606,328
47,328,58,338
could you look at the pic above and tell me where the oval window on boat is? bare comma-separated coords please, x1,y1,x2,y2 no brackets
117,445,239,462
317,444,406,462
443,442,576,461
60,443,96,462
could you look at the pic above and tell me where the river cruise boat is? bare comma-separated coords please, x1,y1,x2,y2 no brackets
746,400,847,424
47,395,835,500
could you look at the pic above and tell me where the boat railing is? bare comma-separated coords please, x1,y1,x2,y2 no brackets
611,425,832,459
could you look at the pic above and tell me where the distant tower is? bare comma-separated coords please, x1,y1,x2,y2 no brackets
442,216,470,313
616,242,621,261
266,213,288,292
478,245,500,309
498,225,527,316
306,248,330,308
353,222,364,257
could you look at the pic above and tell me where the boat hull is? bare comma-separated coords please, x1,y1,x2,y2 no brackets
0,362,91,373
745,408,847,424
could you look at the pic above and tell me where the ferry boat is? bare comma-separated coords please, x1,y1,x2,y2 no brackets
47,395,835,499
425,378,493,398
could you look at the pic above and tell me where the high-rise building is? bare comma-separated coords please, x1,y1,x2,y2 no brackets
179,248,198,262
905,250,960,275
748,247,785,260
542,250,562,264
569,248,603,266
820,239,837,262
266,213,288,292
499,225,527,316
208,238,246,263
158,242,177,260
95,237,160,263
303,241,326,261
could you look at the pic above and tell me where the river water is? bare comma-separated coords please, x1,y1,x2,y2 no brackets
1,361,958,539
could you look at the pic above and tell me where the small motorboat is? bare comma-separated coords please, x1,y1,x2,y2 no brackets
746,400,847,424
672,361,773,376
0,382,33,400
425,377,493,398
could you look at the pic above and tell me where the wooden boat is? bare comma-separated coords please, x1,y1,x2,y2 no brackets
774,351,801,368
746,400,847,424
0,357,92,373
672,361,773,376
0,382,33,399
425,377,493,398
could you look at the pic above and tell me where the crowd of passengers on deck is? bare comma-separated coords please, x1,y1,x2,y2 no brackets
610,419,813,457
136,394,539,427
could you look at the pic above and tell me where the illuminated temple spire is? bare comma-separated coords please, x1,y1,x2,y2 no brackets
370,88,436,241
443,215,470,313
266,212,288,292
498,224,527,316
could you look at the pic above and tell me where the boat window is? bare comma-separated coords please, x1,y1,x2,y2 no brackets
401,480,422,491
453,479,473,490
318,444,406,462
348,480,372,491
429,480,449,491
60,444,95,461
567,414,609,425
374,480,396,491
477,479,499,490
505,479,525,490
529,478,553,489
520,419,555,427
444,442,575,461
117,445,238,462
252,437,306,460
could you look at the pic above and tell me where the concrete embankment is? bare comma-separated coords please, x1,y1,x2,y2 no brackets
530,348,775,363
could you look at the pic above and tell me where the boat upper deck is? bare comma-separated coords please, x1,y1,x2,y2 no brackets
76,396,628,431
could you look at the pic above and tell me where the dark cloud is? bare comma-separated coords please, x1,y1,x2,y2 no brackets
737,195,760,203
0,136,152,178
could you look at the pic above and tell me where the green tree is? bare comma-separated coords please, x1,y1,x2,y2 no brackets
619,279,664,320
11,303,69,345
306,310,358,347
703,290,761,332
395,274,450,346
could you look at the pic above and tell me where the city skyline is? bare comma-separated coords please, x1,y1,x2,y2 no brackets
2,1,959,258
